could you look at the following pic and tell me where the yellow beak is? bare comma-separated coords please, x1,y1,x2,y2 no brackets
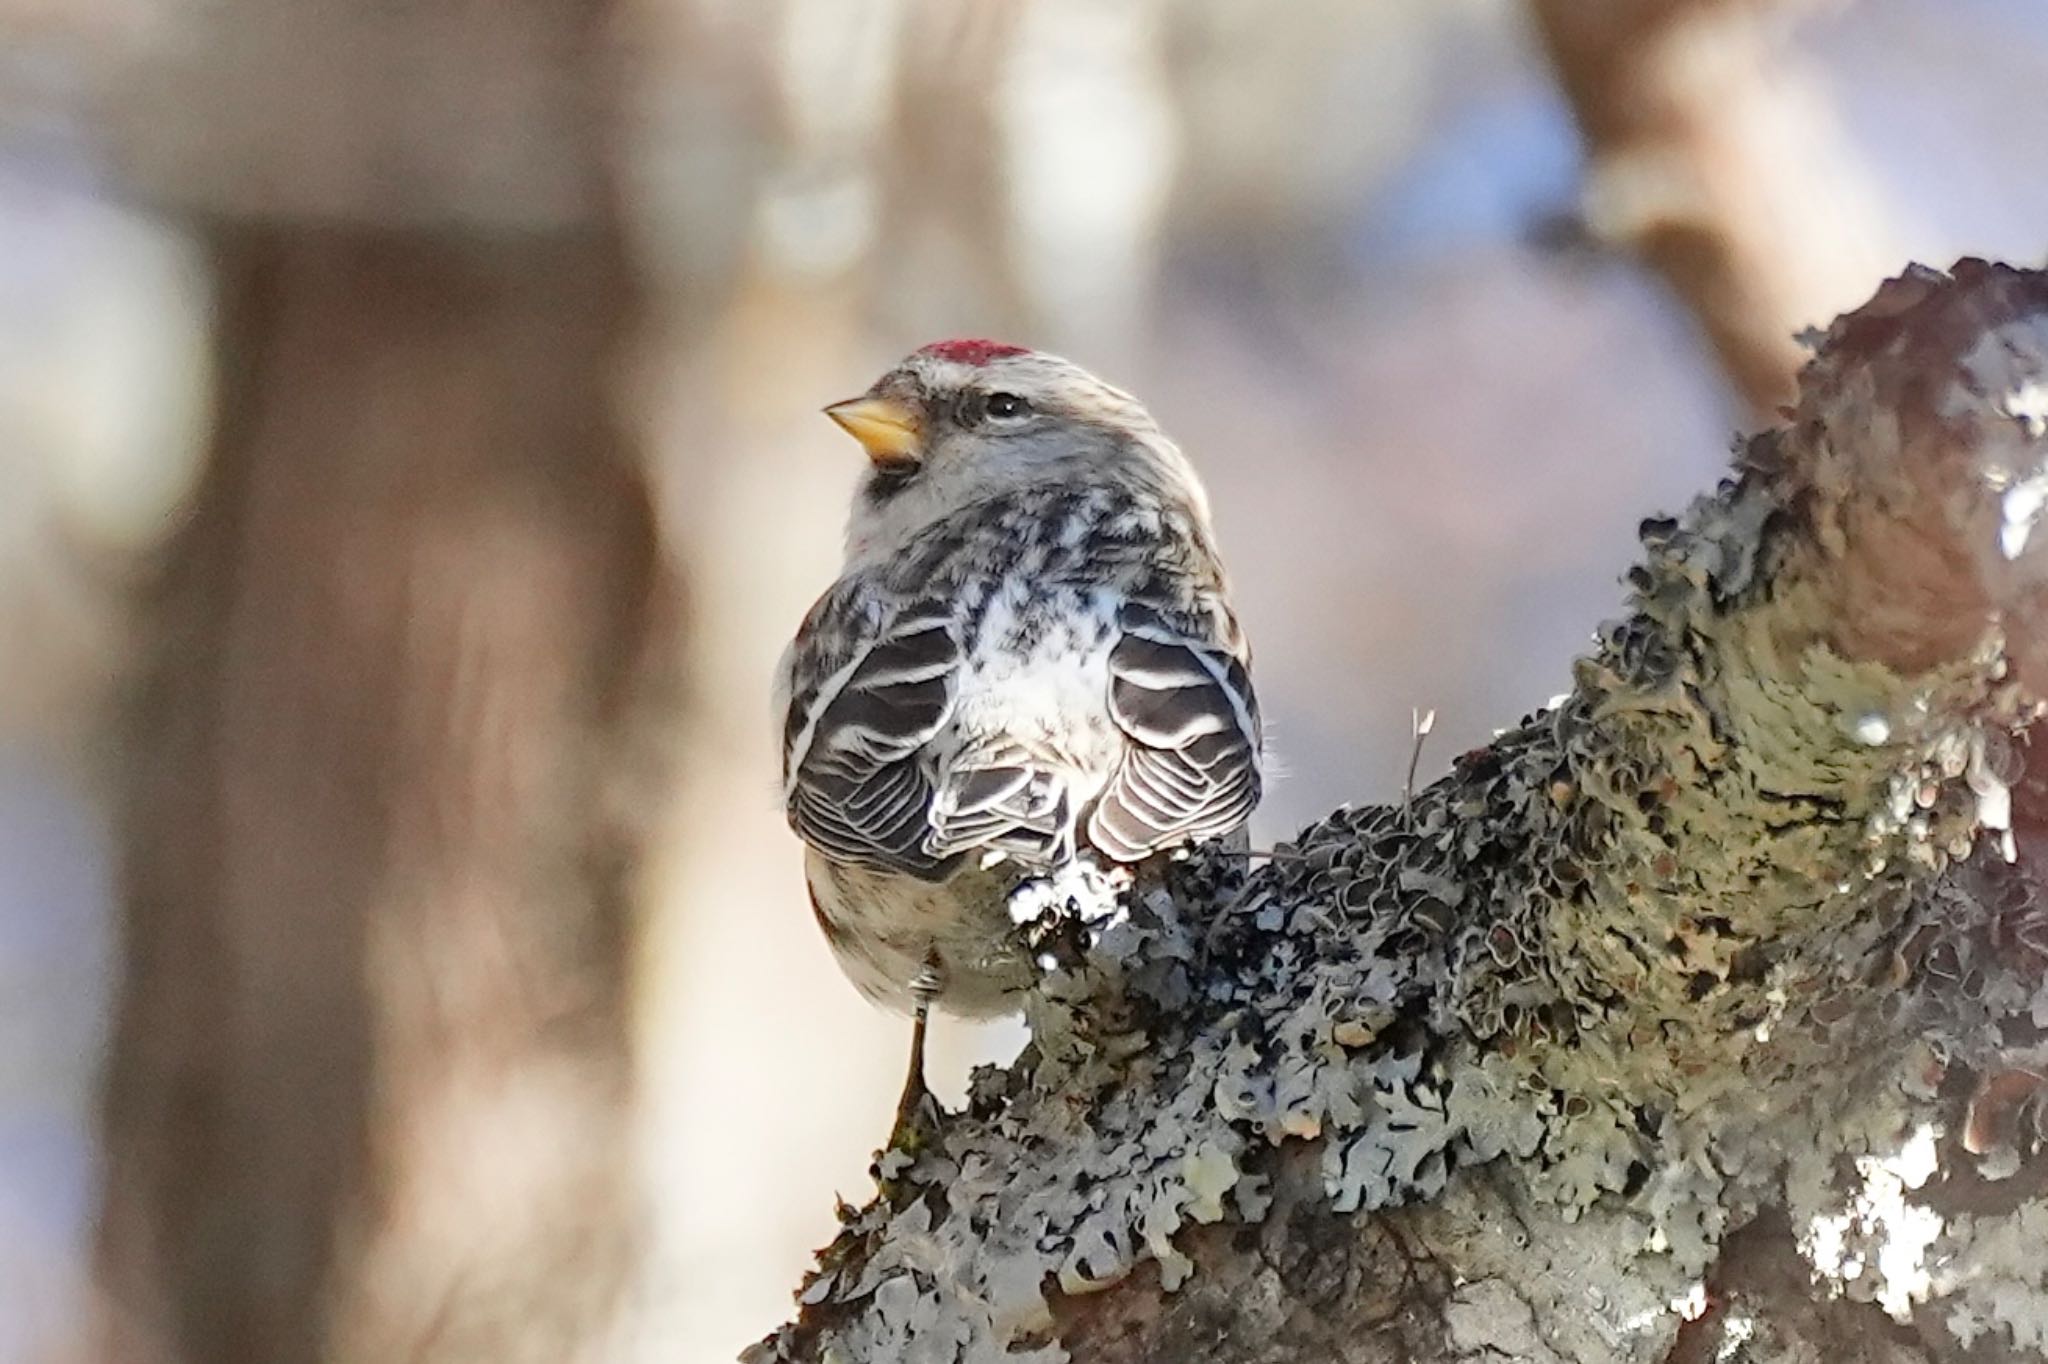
824,396,922,467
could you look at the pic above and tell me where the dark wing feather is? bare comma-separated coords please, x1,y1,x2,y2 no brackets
783,592,961,880
1088,598,1262,862
925,739,1074,869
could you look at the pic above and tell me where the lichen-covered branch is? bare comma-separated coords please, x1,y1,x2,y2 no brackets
748,261,2048,1364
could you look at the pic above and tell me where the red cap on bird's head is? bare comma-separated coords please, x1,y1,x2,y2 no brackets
916,339,1031,367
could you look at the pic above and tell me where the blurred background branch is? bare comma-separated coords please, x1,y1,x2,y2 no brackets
1528,0,1900,414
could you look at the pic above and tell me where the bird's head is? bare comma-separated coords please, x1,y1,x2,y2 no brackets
824,340,1205,559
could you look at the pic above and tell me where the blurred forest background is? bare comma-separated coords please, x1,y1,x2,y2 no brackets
1,0,2045,1361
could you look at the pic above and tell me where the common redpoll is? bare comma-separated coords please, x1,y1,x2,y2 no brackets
776,339,1262,1134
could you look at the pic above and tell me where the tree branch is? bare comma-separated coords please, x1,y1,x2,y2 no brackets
1530,0,1900,416
749,261,2048,1363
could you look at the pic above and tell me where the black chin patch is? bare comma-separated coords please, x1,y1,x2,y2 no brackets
862,462,922,507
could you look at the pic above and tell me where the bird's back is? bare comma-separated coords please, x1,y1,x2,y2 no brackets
782,478,1257,882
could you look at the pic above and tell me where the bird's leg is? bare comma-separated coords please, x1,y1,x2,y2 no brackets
887,955,944,1151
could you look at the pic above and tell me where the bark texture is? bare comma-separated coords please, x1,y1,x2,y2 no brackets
750,260,2048,1362
91,5,673,1357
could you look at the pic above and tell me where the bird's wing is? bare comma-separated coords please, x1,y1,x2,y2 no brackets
923,735,1079,870
1087,596,1262,862
781,582,961,880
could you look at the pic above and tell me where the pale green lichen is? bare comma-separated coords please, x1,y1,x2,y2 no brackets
1937,1200,2048,1352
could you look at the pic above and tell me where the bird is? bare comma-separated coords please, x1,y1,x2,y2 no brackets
775,339,1263,1141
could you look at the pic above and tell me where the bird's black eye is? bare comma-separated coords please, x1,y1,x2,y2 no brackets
982,391,1029,422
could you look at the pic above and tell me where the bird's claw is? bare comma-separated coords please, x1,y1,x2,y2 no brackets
877,1074,945,1186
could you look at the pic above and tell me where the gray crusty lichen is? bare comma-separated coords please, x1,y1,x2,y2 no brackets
747,262,2048,1364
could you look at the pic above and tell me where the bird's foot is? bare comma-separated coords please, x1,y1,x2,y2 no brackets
874,1059,946,1191
884,1072,944,1155
877,967,944,1175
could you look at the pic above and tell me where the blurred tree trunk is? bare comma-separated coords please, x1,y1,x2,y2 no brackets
90,7,673,1362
